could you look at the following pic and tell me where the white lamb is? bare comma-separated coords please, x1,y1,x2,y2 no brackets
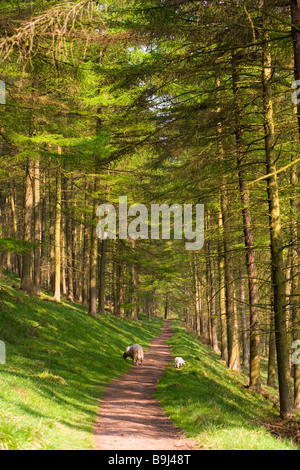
174,357,186,368
123,344,144,366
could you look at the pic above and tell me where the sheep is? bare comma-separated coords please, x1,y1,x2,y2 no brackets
123,344,144,366
174,357,186,368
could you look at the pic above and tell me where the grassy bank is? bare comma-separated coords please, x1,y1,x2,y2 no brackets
156,320,300,450
0,270,164,450
2,268,299,451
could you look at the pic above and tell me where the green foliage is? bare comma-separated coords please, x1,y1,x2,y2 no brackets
0,0,299,443
0,238,36,254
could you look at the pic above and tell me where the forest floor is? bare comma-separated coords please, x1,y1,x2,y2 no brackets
93,321,199,450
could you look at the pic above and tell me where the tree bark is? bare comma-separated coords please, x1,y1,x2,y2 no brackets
41,170,46,288
205,213,219,353
232,52,261,390
48,167,55,291
267,311,276,388
98,239,107,315
130,263,138,320
53,164,61,302
193,252,201,336
65,178,74,302
216,74,240,371
290,0,300,411
218,207,228,363
82,181,90,307
21,158,33,292
291,0,300,133
10,182,21,277
89,179,98,317
240,265,249,368
33,159,41,296
290,152,300,408
220,187,241,372
61,209,67,296
164,292,168,320
262,5,294,418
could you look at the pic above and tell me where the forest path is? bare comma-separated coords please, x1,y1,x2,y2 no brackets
93,320,199,450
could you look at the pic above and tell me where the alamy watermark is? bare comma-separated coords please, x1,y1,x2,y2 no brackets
96,196,204,251
0,341,5,364
292,340,300,365
0,81,6,105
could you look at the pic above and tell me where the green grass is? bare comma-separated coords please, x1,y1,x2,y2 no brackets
155,319,300,450
1,271,299,451
0,270,164,450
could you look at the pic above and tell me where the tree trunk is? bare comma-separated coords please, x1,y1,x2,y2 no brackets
290,152,300,408
209,254,219,353
130,246,139,320
232,52,260,390
218,206,228,363
216,75,240,371
205,213,219,353
89,179,98,317
290,0,300,411
10,182,21,277
98,239,107,315
72,202,77,301
48,167,55,291
164,292,168,320
82,182,90,307
151,295,156,318
21,158,33,292
61,210,67,296
40,170,46,288
220,187,241,371
267,311,276,388
262,5,294,418
291,0,300,133
118,264,124,317
33,159,41,295
0,190,4,279
65,178,74,302
53,165,61,302
193,252,201,336
240,265,249,368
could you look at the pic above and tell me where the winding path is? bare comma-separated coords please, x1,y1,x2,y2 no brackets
93,321,198,450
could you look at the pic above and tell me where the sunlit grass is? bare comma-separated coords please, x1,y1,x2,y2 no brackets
1,269,298,450
0,270,164,449
155,319,300,450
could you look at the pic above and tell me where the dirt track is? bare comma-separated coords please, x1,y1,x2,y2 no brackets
93,321,198,450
